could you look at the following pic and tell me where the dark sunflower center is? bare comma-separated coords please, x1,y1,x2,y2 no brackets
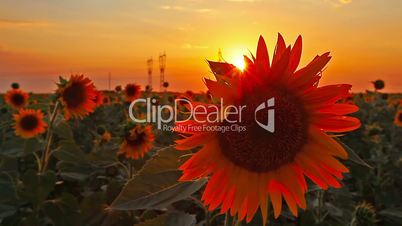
218,86,308,172
398,112,402,122
62,83,86,108
126,86,138,96
11,93,25,106
126,130,146,146
20,115,39,131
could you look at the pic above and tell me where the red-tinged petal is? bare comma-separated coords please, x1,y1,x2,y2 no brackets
278,166,306,209
290,53,331,90
208,60,237,78
174,120,213,134
269,47,291,82
175,133,211,150
268,181,283,218
255,35,270,76
287,35,302,74
272,33,286,65
312,103,359,115
309,126,349,159
204,78,235,103
303,84,352,106
312,115,361,132
295,155,329,189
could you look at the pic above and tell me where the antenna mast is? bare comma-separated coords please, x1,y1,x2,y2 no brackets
108,72,111,90
147,57,153,91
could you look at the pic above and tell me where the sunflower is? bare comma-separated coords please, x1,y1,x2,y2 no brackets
174,34,360,224
118,124,154,159
102,95,111,105
394,110,402,127
14,109,47,138
4,89,29,109
123,84,141,102
57,75,97,119
101,131,112,142
93,89,104,107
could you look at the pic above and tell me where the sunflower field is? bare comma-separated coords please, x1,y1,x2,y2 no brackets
0,36,402,226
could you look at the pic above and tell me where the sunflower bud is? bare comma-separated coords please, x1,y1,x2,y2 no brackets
11,82,20,89
115,85,122,92
372,80,385,91
351,202,377,226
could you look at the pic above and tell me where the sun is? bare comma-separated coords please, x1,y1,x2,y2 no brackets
232,56,245,71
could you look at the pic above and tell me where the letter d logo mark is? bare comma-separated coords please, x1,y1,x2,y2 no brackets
254,97,275,133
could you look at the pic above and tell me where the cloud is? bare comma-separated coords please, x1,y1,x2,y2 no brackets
160,5,212,13
197,8,212,13
324,0,352,7
0,19,53,29
181,43,209,49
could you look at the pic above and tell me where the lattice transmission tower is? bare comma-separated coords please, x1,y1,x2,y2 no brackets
159,52,166,92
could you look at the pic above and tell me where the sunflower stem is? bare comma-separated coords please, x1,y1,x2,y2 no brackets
224,212,230,226
317,189,325,223
128,160,134,179
39,101,59,174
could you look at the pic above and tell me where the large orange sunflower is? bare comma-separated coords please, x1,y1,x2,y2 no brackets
14,109,47,138
57,75,97,119
4,89,29,109
118,124,154,159
93,89,104,107
174,34,361,224
394,110,402,127
123,83,141,102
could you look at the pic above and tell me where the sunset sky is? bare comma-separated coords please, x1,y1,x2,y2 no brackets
1,0,401,93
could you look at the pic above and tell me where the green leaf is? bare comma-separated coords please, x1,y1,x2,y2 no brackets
23,138,42,154
19,170,56,206
379,208,402,224
54,121,74,141
110,147,206,210
53,140,86,164
0,172,18,202
0,204,17,218
339,141,373,169
135,212,196,226
0,138,41,157
41,193,81,226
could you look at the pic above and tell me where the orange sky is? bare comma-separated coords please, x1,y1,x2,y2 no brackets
1,0,401,93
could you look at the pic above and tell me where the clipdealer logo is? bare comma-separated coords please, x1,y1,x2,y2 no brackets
128,97,275,133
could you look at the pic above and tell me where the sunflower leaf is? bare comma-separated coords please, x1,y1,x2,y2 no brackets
110,147,206,210
53,121,74,141
134,211,196,226
19,170,56,206
379,208,402,224
339,141,373,169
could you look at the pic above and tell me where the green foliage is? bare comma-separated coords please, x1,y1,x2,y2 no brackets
111,147,207,210
0,91,401,226
135,212,196,226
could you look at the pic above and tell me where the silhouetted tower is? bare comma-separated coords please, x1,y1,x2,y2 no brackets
159,52,166,92
147,57,153,91
218,49,224,62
